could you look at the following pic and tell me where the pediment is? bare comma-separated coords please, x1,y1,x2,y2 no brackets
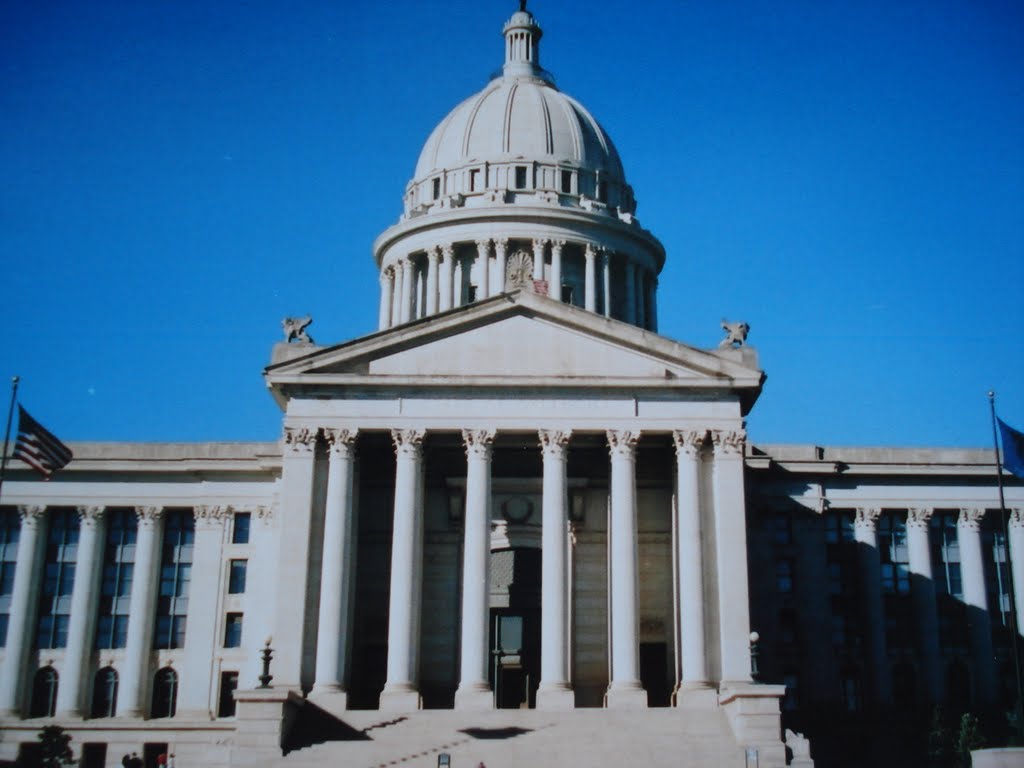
266,291,763,394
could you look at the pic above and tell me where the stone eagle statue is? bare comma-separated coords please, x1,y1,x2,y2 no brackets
282,316,314,344
719,319,750,349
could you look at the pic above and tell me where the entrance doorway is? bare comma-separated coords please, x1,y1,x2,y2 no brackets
489,548,541,708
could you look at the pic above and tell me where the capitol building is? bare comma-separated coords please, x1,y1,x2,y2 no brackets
1,6,1020,768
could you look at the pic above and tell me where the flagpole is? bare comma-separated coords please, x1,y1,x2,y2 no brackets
990,390,1024,738
0,376,20,504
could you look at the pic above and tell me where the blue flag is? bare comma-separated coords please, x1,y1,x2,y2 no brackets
998,418,1024,478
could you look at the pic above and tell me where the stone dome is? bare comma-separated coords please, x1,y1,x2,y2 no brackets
402,5,635,217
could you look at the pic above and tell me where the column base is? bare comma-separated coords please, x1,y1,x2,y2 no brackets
673,682,718,709
379,684,422,712
454,683,494,711
605,682,647,710
308,686,349,713
536,683,575,710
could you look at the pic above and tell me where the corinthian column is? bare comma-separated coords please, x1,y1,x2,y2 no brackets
391,262,404,327
537,429,574,709
606,429,646,708
120,506,164,717
549,240,565,302
272,426,319,691
399,260,414,324
455,429,495,710
674,430,709,695
532,238,546,282
854,507,890,706
584,245,597,312
381,429,426,711
314,428,359,702
425,249,440,316
379,268,394,331
711,430,754,685
475,240,490,300
959,508,996,704
906,508,942,701
0,506,46,717
1010,510,1024,639
601,249,612,318
493,239,508,296
57,506,106,717
439,244,455,312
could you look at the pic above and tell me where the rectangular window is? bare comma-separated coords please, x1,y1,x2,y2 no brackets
773,512,792,545
561,285,574,304
224,613,243,648
0,507,20,647
560,169,572,194
775,559,794,594
96,509,136,649
515,166,528,189
432,178,441,200
879,513,911,594
932,512,962,598
470,168,480,191
37,508,79,649
154,509,194,649
596,180,607,202
228,560,247,594
231,512,251,545
983,512,1012,628
218,671,239,718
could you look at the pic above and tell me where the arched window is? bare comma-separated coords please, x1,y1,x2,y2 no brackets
90,666,118,718
29,666,58,718
150,667,178,719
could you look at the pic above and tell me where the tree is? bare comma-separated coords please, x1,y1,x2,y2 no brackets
37,725,73,768
955,713,985,768
927,705,951,767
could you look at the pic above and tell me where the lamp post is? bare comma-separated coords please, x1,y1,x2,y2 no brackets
258,637,274,688
749,631,760,682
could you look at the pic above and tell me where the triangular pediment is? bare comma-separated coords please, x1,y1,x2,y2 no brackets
266,291,763,407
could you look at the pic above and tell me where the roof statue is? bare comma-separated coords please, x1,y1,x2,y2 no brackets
719,319,750,348
519,0,527,11
282,315,314,344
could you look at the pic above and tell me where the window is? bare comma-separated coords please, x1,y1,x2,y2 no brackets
879,513,910,594
96,509,136,649
90,667,118,718
932,512,962,598
515,166,528,189
560,170,572,194
37,508,78,649
218,671,239,718
773,512,792,545
983,512,1012,628
0,507,20,646
432,178,441,200
228,560,247,594
231,512,251,545
155,510,193,649
29,667,58,718
224,612,243,648
151,667,178,719
825,512,855,544
470,168,481,192
561,285,574,305
775,559,794,594
782,669,799,711
840,668,862,713
596,180,607,202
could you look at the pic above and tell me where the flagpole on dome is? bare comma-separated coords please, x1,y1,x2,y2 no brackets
0,375,20,503
989,390,1024,740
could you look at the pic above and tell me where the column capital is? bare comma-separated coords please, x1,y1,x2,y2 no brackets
474,239,491,253
462,429,495,460
907,507,934,529
284,426,318,455
440,243,454,259
550,239,566,250
493,238,508,252
584,243,596,259
539,429,572,457
673,429,707,457
76,505,106,529
391,429,425,457
855,507,882,529
711,429,746,456
324,428,358,458
428,246,441,262
17,505,46,527
958,508,985,531
381,267,395,284
1010,509,1024,528
194,505,230,529
135,506,164,529
254,504,275,522
607,429,639,457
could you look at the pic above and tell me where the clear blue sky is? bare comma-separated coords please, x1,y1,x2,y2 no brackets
1,0,1022,448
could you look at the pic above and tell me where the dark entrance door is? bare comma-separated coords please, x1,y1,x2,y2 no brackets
489,547,541,709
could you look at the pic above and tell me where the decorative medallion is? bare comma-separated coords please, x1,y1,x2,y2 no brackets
505,250,533,288
502,495,534,523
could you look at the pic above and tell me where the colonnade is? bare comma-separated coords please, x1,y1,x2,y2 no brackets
291,424,750,711
849,506,1024,707
377,238,657,332
0,503,268,720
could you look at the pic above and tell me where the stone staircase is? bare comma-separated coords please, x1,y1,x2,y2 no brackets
271,705,758,768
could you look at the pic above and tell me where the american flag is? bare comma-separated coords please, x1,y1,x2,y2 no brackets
13,406,72,479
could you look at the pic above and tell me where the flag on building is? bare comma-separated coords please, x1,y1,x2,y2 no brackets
998,417,1024,479
12,405,73,479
